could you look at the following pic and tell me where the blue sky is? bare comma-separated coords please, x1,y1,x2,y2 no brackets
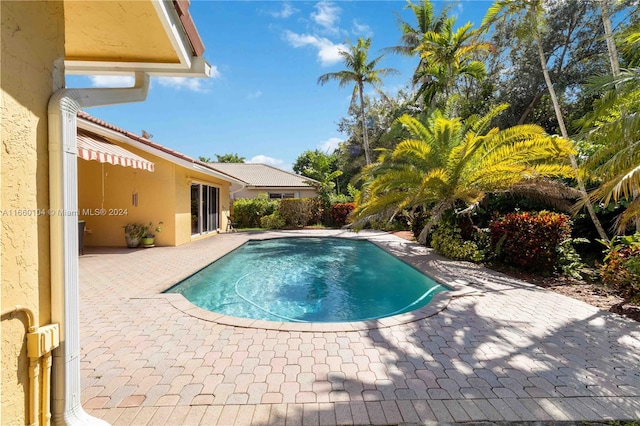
69,1,490,171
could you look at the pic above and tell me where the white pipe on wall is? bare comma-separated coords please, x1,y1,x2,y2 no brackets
48,72,149,426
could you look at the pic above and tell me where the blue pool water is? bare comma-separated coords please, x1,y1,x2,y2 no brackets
166,237,446,322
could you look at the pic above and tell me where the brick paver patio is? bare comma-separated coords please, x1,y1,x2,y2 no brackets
79,230,640,425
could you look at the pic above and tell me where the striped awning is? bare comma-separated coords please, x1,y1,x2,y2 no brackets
77,130,154,172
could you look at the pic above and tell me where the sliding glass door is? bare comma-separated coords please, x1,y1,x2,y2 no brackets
191,183,219,235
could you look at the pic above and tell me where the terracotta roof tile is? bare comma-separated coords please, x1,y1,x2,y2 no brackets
76,111,240,183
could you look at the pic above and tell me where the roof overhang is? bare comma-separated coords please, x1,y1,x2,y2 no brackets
77,117,246,190
63,0,211,77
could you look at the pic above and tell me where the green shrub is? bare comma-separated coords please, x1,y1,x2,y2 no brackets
328,193,353,205
489,211,572,273
431,221,486,262
232,195,278,228
278,198,319,227
260,212,285,229
330,202,356,227
600,233,640,301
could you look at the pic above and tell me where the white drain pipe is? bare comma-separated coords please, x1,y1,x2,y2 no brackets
48,72,149,425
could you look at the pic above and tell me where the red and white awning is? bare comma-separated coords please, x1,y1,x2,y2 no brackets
77,130,154,172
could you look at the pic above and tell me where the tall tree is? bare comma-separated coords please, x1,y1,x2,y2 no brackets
482,0,609,240
387,0,447,99
485,1,608,130
415,17,491,106
598,0,621,78
352,105,577,243
579,26,640,233
293,150,343,220
318,37,398,165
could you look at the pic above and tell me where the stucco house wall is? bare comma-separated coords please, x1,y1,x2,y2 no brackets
1,1,65,422
78,132,234,247
2,1,211,423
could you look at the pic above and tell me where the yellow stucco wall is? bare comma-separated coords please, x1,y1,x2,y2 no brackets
78,140,232,247
174,166,232,245
1,0,65,423
78,151,177,247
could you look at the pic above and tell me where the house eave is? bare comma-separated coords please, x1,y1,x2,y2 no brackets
77,118,244,186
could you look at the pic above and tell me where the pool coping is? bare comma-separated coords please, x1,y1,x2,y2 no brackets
156,229,477,332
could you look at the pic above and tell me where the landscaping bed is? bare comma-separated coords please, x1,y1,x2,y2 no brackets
390,231,640,323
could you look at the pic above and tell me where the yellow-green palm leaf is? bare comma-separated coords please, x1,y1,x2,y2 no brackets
352,105,576,242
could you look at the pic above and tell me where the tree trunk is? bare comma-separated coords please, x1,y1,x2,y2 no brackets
358,82,371,165
599,0,637,232
531,10,609,241
599,0,621,78
518,91,543,125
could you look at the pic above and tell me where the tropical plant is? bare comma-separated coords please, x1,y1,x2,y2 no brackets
351,104,576,243
294,149,343,223
387,0,447,101
387,0,447,59
482,0,609,240
123,223,146,239
599,232,640,301
484,0,611,130
414,17,491,107
318,37,398,165
489,211,573,273
330,202,356,227
578,26,640,233
141,221,163,238
430,219,487,262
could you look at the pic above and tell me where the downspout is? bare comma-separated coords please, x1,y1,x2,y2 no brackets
48,72,149,426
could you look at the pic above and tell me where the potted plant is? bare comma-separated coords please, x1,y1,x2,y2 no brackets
140,221,163,248
123,223,145,248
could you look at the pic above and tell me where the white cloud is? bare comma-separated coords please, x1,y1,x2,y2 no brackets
87,66,221,92
453,3,464,19
155,65,220,93
318,137,343,153
156,77,206,92
271,2,297,18
247,90,263,100
88,75,135,87
352,20,372,37
311,1,341,35
284,31,346,66
248,155,291,171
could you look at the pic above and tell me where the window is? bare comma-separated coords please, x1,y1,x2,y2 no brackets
191,183,219,235
268,192,295,200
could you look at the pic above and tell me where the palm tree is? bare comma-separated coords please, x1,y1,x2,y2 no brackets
318,37,398,165
415,17,491,106
482,0,609,240
386,0,446,96
597,0,621,78
352,104,576,243
580,21,640,233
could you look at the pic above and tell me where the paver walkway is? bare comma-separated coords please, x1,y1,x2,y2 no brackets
79,230,640,425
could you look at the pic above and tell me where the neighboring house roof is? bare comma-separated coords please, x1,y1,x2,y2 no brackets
208,163,320,188
77,111,245,187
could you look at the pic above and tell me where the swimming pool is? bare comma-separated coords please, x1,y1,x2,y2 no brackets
166,237,446,322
